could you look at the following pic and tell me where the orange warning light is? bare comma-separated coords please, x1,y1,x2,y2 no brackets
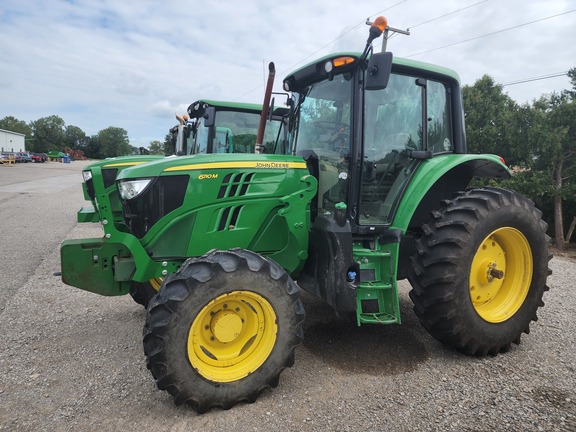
333,56,356,68
372,16,388,32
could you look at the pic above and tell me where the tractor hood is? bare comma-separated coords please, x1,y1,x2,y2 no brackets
112,152,316,278
84,155,165,171
115,153,308,181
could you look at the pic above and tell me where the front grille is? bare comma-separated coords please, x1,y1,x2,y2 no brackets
102,168,119,189
85,178,95,200
122,175,188,238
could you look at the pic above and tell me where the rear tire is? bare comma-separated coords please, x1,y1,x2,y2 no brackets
143,249,305,412
408,187,551,356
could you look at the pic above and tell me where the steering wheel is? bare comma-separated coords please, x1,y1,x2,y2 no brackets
314,121,349,153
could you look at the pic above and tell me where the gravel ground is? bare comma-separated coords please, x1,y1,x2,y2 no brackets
0,161,575,431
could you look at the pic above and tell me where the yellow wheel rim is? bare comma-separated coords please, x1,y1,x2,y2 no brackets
187,291,277,383
469,227,533,323
149,278,163,291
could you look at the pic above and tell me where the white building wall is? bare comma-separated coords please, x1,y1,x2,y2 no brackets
0,129,26,152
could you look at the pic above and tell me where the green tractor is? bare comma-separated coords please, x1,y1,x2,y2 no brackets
77,99,288,305
61,17,550,412
79,99,288,228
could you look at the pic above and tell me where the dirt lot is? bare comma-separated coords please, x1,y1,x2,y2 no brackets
0,161,575,431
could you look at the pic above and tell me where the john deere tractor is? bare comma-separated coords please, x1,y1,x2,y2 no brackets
61,17,550,412
79,99,288,229
76,99,288,306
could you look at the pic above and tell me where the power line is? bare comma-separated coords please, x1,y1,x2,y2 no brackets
406,9,576,58
275,0,487,75
279,0,408,75
235,1,492,101
407,0,487,30
233,0,409,101
502,72,568,87
235,2,569,101
387,0,486,42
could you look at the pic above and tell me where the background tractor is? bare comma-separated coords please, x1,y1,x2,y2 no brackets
60,17,550,412
77,99,288,306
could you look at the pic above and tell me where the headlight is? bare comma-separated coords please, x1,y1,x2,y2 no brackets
82,170,92,182
118,179,152,200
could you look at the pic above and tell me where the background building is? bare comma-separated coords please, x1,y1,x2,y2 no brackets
0,129,26,152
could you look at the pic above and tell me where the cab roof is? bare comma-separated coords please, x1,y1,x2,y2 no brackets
187,99,288,119
283,52,460,93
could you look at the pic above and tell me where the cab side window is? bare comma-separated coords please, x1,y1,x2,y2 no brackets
359,75,454,225
360,74,422,225
427,80,453,154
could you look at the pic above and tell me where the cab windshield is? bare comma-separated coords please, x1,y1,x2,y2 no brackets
292,74,353,214
290,67,454,226
192,110,285,155
360,74,453,224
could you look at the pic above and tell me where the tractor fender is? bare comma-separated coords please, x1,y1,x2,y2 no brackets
391,153,510,232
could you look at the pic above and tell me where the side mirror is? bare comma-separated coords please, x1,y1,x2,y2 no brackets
365,52,393,91
203,106,216,127
175,124,185,155
268,97,275,121
185,122,194,138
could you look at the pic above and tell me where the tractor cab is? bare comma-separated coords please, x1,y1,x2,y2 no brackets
172,100,289,156
284,53,465,232
282,27,508,324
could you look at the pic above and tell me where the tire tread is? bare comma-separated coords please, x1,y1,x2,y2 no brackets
143,248,304,412
408,187,551,356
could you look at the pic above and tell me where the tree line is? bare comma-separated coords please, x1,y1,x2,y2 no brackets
0,115,163,159
463,67,576,249
1,68,574,247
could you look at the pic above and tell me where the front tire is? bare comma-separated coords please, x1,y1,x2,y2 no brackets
143,249,305,412
129,278,163,308
408,187,551,356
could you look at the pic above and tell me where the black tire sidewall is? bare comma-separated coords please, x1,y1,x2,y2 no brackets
453,198,548,345
129,281,157,308
145,251,303,409
409,187,550,355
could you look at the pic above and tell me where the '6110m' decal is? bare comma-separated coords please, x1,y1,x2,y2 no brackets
198,174,218,180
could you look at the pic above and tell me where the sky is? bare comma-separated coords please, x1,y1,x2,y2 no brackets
1,0,575,150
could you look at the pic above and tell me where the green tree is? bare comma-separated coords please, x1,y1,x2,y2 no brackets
30,115,66,153
83,137,100,159
499,102,567,243
462,75,532,167
163,133,174,155
65,125,89,150
92,127,131,158
149,140,164,155
466,71,576,248
530,88,576,249
0,116,33,138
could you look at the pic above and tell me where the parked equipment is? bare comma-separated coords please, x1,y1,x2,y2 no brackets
77,100,288,306
61,18,550,412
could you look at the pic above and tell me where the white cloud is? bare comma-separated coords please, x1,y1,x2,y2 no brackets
148,100,189,118
0,0,574,147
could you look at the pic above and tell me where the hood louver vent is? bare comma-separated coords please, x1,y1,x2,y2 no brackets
217,172,255,199
217,205,244,231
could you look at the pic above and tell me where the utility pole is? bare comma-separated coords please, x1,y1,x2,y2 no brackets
365,18,410,52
